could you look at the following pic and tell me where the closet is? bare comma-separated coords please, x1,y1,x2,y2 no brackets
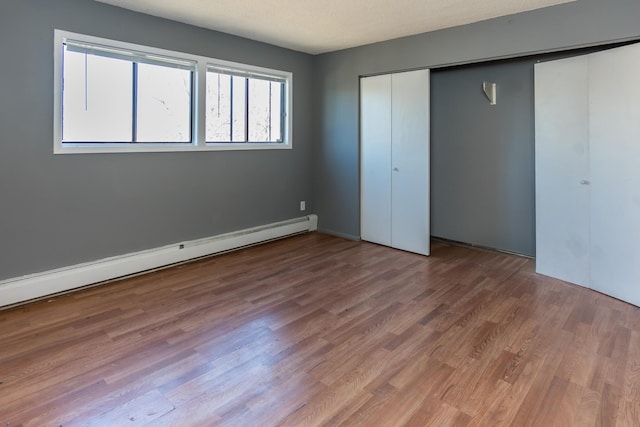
535,43,640,307
360,69,430,256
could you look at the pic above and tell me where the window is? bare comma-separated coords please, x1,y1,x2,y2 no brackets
61,40,194,144
206,68,284,143
54,30,292,153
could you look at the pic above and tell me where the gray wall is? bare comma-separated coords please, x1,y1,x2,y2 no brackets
313,0,640,251
431,59,535,256
2,0,640,281
0,0,315,280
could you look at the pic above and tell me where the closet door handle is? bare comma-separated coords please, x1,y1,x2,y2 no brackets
580,180,590,185
393,167,399,172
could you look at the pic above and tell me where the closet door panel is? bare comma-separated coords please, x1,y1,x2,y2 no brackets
534,56,590,287
360,75,392,247
589,43,640,307
391,69,430,255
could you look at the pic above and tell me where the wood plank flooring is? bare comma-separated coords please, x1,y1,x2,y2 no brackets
1,232,639,426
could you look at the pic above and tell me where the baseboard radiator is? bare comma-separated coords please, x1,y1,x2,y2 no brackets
0,214,318,309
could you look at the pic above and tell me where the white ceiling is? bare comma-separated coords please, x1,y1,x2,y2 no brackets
95,0,575,55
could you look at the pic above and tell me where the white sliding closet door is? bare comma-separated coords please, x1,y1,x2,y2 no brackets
361,74,392,247
534,56,591,287
391,70,430,255
535,42,640,307
360,69,430,256
589,44,640,306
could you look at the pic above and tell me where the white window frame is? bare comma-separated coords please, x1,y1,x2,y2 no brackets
53,30,293,154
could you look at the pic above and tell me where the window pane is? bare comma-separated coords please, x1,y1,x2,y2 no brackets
206,70,286,144
231,76,246,142
206,72,231,142
206,73,247,142
248,79,270,142
270,82,283,142
248,80,283,142
136,63,191,142
62,46,132,142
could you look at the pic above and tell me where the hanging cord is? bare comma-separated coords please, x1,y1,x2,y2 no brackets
84,52,88,111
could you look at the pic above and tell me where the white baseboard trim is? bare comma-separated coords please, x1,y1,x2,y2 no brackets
0,214,318,308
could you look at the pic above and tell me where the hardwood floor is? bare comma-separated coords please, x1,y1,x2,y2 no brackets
1,232,639,426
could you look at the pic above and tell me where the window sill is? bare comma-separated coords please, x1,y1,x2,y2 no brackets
54,142,292,154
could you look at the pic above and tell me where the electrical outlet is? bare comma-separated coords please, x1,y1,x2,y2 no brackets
300,201,306,211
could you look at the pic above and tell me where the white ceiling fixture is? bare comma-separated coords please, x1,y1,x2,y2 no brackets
95,0,575,55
